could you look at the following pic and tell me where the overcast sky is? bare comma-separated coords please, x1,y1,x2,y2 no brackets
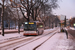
53,0,75,19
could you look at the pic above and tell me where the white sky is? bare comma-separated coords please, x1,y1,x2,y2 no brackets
53,0,75,19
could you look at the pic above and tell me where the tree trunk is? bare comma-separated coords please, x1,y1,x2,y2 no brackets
49,16,50,28
27,10,30,22
16,5,20,33
18,19,20,33
8,20,10,30
35,8,38,21
17,9,20,33
1,0,4,36
55,21,57,27
52,22,53,29
32,9,34,20
15,21,16,29
27,0,30,22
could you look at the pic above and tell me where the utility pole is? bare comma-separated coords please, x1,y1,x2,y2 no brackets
64,16,66,27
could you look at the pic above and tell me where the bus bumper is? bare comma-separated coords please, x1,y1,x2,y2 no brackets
23,33,38,36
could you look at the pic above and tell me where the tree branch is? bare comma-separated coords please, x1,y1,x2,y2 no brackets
19,7,28,20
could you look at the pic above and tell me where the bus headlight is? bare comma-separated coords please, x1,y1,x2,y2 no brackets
34,31,36,33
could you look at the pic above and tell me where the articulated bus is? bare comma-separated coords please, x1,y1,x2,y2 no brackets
23,21,44,35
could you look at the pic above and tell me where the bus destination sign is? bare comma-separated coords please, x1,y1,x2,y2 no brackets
29,22,34,24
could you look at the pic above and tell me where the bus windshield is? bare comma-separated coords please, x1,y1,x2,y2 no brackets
24,22,36,31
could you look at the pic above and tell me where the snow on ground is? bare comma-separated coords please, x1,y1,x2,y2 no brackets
36,32,65,50
16,29,58,50
0,28,52,40
0,28,56,43
0,28,58,50
36,32,75,50
8,28,57,50
53,33,75,50
16,29,75,50
0,27,75,50
0,32,23,42
0,36,33,48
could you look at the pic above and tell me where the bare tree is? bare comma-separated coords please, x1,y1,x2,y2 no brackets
9,0,59,22
0,0,59,32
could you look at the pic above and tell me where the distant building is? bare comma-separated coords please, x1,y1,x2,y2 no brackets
57,15,66,21
57,15,66,27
